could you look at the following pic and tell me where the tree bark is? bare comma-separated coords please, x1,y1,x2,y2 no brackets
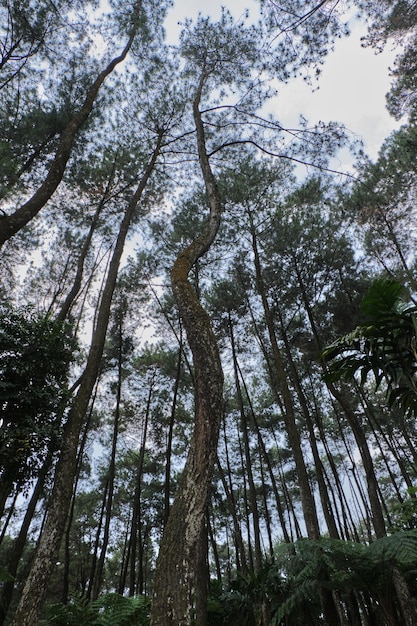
150,72,224,626
0,452,52,625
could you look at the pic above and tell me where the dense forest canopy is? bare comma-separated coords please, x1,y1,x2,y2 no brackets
1,0,417,624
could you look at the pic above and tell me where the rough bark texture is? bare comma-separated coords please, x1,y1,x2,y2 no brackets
0,453,53,625
150,73,224,626
11,135,162,626
0,2,142,247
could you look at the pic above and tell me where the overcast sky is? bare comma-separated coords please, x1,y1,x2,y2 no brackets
165,1,400,165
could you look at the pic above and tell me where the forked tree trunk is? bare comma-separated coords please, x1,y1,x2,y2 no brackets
150,73,224,626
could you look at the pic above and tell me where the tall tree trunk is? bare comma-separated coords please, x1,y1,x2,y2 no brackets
329,385,387,538
63,382,99,603
12,134,163,626
237,365,291,544
129,371,153,597
151,73,224,626
243,294,299,543
91,318,123,601
277,310,340,539
293,258,387,539
208,509,222,583
229,313,263,572
0,452,53,626
236,422,255,571
307,375,360,541
216,453,248,575
247,209,320,540
57,159,117,322
164,333,183,527
117,510,132,595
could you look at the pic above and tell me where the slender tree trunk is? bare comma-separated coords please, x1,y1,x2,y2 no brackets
293,258,387,539
248,209,320,540
237,368,291,544
218,422,249,573
0,479,15,522
164,334,183,527
12,134,163,626
91,324,123,601
117,510,132,595
129,372,153,597
258,456,274,558
0,452,53,626
86,481,108,601
229,313,262,572
307,376,359,541
57,160,117,322
332,385,387,538
359,386,415,498
236,423,255,571
151,73,224,626
277,310,340,539
208,510,222,583
0,490,20,545
243,295,298,543
63,383,99,603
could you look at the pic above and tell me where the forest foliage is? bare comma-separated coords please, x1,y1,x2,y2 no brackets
1,0,417,625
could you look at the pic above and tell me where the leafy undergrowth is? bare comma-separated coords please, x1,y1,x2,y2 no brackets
42,531,417,626
43,593,150,626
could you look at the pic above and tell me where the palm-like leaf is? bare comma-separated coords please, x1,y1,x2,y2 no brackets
322,279,417,415
271,532,417,624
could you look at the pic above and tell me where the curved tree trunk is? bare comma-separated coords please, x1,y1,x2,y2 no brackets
150,73,224,626
0,2,142,248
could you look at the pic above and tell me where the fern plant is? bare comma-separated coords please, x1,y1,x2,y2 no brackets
270,531,417,625
43,592,150,626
